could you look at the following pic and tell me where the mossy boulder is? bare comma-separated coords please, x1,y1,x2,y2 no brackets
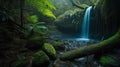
42,43,57,60
55,8,84,34
32,50,50,67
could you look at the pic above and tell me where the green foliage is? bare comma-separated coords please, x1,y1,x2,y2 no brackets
24,22,48,39
32,50,50,66
24,22,48,50
27,0,56,19
33,23,47,33
27,15,38,23
28,23,48,44
42,43,57,59
99,56,116,65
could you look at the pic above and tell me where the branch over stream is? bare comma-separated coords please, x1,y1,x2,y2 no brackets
60,29,120,60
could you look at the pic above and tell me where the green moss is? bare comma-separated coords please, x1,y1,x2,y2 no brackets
81,4,89,9
99,56,116,65
32,50,50,66
42,43,57,60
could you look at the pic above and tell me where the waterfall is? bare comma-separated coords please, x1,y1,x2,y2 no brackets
81,6,92,39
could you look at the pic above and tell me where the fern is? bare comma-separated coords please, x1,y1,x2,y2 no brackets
27,15,38,23
27,0,56,19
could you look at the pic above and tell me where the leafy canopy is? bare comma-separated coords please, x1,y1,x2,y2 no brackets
27,0,56,19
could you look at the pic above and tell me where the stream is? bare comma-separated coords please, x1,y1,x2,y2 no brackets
51,38,103,67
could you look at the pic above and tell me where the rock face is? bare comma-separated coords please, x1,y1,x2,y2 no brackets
89,0,120,40
32,50,50,67
52,0,91,16
55,8,84,35
91,0,120,66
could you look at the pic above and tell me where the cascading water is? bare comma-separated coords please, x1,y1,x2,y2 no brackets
59,6,101,67
80,6,92,40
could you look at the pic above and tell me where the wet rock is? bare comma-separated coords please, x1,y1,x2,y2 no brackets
63,39,98,50
32,50,50,67
42,43,57,60
53,59,73,67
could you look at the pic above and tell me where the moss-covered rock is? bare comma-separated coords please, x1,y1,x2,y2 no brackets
32,50,50,67
42,43,57,60
55,8,84,34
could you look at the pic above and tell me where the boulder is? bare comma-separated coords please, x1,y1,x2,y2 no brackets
32,50,50,67
42,43,57,60
55,8,84,34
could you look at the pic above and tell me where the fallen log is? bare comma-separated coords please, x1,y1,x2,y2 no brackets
60,29,120,60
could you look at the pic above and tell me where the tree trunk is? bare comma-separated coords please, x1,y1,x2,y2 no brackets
20,0,25,26
60,29,120,60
